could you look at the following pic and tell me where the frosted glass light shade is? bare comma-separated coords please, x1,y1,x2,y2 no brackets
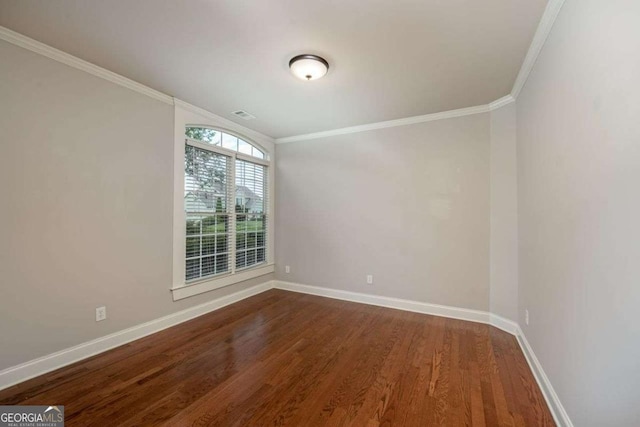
289,55,329,81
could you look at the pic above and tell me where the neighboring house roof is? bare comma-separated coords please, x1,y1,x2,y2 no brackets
185,185,262,212
185,190,225,211
235,185,261,201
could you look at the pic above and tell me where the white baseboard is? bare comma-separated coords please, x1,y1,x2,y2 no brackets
274,280,491,324
275,280,522,336
0,278,570,427
489,313,519,335
273,280,569,426
0,280,274,392
516,327,573,427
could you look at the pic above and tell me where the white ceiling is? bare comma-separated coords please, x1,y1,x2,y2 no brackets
0,0,548,138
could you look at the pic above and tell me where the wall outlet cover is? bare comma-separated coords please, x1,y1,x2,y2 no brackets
96,306,107,322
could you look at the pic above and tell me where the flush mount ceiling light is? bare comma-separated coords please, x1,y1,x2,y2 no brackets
289,54,329,81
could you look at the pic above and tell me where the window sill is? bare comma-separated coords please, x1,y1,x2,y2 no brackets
170,263,274,301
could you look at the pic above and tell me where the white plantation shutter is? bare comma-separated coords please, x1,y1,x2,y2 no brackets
184,143,232,281
184,129,269,283
235,159,267,270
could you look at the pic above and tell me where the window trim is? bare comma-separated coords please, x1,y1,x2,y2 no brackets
186,138,270,166
172,103,275,301
171,263,274,300
184,137,268,281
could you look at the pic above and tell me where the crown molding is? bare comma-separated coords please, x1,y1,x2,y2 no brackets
174,98,232,123
276,95,518,144
174,98,275,144
511,0,566,98
276,104,491,144
0,25,277,143
489,94,515,111
276,0,566,144
0,25,174,105
2,0,565,145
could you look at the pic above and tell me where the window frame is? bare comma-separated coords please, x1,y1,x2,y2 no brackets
184,137,269,281
171,102,274,301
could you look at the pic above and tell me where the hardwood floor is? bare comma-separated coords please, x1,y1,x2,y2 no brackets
0,290,554,426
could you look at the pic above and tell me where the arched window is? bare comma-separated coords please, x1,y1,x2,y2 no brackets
185,127,265,159
184,126,268,282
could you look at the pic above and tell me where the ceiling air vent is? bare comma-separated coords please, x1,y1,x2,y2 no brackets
232,110,256,120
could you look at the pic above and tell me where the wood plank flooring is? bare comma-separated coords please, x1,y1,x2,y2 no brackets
0,290,555,426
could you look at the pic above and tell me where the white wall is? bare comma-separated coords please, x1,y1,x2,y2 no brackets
275,114,491,310
516,1,640,425
489,103,519,321
0,40,273,371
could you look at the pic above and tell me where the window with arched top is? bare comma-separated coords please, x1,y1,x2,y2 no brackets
184,126,268,282
185,127,265,159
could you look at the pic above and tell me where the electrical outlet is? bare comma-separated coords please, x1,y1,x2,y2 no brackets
96,306,107,322
525,309,529,326
285,265,290,274
366,274,373,285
